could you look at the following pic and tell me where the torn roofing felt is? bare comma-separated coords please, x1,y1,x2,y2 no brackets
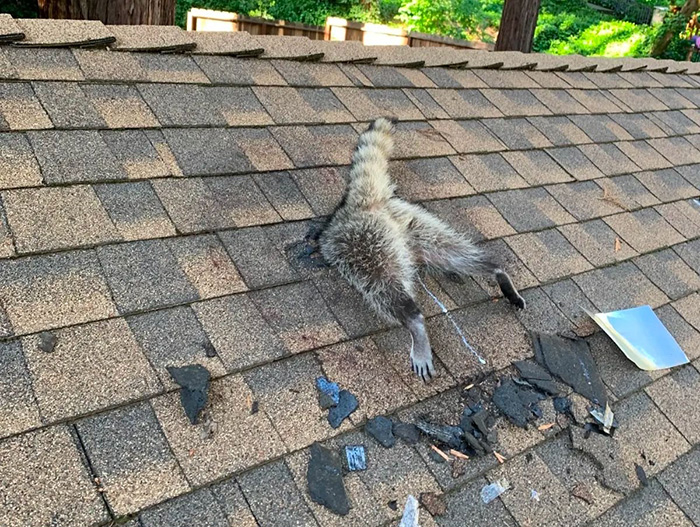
0,13,700,527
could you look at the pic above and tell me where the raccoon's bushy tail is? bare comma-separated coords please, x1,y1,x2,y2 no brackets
346,117,396,211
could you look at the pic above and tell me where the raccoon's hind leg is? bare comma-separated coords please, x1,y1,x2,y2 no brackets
400,203,526,309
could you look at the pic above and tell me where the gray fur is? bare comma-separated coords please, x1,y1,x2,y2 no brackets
320,118,525,381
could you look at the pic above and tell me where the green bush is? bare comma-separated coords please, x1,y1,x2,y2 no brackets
1,0,38,18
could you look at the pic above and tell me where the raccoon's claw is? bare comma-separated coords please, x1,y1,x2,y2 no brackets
410,354,436,383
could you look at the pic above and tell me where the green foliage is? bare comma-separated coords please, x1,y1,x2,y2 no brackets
546,20,651,56
397,0,500,40
1,0,38,18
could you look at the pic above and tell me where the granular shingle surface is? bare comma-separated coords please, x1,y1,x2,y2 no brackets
1,18,700,527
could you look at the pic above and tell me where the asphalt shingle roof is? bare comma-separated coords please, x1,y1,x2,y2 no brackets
0,14,699,527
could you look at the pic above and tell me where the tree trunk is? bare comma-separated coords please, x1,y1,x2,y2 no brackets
495,0,541,53
37,0,176,25
651,0,700,57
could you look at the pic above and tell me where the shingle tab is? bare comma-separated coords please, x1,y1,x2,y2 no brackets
0,249,117,334
527,115,592,146
648,88,695,110
605,208,684,253
138,83,225,127
136,53,209,84
430,119,504,154
97,239,199,314
271,124,357,167
0,82,52,130
489,187,575,232
656,200,700,238
28,130,125,184
610,113,667,139
73,49,147,82
423,195,516,241
94,181,175,241
0,340,41,439
427,89,503,119
635,168,699,202
253,86,353,124
546,146,605,181
218,226,298,289
290,166,348,216
0,14,24,42
567,89,623,113
0,426,109,527
0,133,43,189
390,120,456,158
558,218,637,266
506,229,592,282
127,305,227,388
422,67,487,88
546,180,624,220
80,83,159,128
573,261,669,311
597,174,661,210
579,143,640,176
188,31,265,57
14,18,115,48
403,88,449,119
194,56,286,85
393,156,473,200
483,117,552,149
635,248,700,300
473,69,540,88
31,81,105,129
3,185,120,253
7,47,84,81
450,153,528,192
102,130,174,179
76,402,189,516
649,136,700,166
569,114,633,142
22,318,160,422
615,141,673,171
331,87,423,121
481,88,551,116
357,64,434,88
649,110,700,135
501,149,572,185
530,89,588,115
253,171,314,221
108,24,195,52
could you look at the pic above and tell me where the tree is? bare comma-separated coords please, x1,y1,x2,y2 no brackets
37,0,176,25
495,0,541,52
650,0,700,57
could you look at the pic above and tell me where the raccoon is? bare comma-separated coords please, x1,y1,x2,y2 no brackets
318,118,525,381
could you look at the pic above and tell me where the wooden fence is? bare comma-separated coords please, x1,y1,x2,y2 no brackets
187,8,491,50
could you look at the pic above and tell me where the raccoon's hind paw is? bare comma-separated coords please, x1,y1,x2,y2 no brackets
410,352,436,383
509,293,526,310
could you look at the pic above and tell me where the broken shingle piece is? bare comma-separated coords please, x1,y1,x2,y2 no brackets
327,390,358,429
316,376,340,409
514,360,562,396
365,416,396,448
167,365,211,425
307,443,350,516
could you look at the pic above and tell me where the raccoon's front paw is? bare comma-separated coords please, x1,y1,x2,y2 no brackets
410,352,436,382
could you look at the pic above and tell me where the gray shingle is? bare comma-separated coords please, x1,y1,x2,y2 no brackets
97,239,199,314
636,168,699,202
3,185,120,253
527,115,592,146
271,59,353,87
474,69,540,88
634,248,700,300
205,86,273,126
604,208,685,253
481,89,551,116
193,295,287,371
0,340,41,439
658,449,700,524
530,89,589,114
76,402,189,515
136,53,209,84
31,81,105,129
21,318,161,422
579,143,640,176
502,149,572,185
209,479,258,527
422,68,487,88
650,109,700,134
0,133,43,189
574,261,669,311
0,250,117,334
610,113,667,139
489,187,575,232
389,120,455,158
450,153,528,192
218,226,298,289
0,426,109,527
254,86,353,124
28,130,125,184
403,88,449,119
615,141,673,171
271,124,357,167
94,181,175,241
73,49,147,82
649,136,700,166
140,488,231,527
127,305,226,387
607,88,669,112
101,130,174,180
567,89,624,113
6,47,84,81
569,114,634,142
558,218,637,266
422,195,516,241
547,180,625,220
430,119,505,153
506,229,592,282
0,82,52,130
80,83,159,128
138,83,224,127
427,89,503,119
482,117,552,149
597,174,661,210
331,87,423,121
194,56,286,85
253,171,314,221
394,156,473,200
166,234,247,299
546,146,605,181
290,166,348,216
